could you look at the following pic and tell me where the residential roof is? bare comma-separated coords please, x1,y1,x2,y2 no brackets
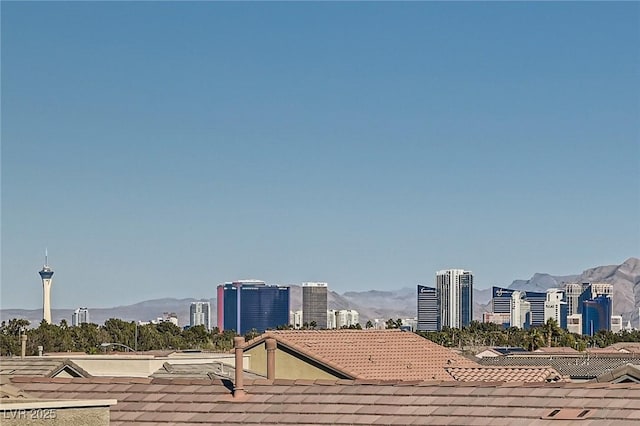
151,362,264,380
445,366,565,383
0,376,31,399
592,364,640,384
534,347,580,354
478,354,640,379
602,343,640,354
243,329,478,381
10,376,640,425
0,357,90,378
489,347,529,356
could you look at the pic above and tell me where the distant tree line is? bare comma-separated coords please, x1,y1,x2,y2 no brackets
3,317,640,356
0,318,239,356
417,320,640,352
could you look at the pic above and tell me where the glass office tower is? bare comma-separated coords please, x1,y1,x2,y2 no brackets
218,281,290,334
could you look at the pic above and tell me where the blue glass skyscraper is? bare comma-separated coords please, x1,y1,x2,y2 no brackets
218,281,290,334
582,295,612,336
460,273,473,327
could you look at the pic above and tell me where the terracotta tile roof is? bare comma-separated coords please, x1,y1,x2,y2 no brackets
478,354,640,379
445,366,565,383
10,376,640,425
244,329,478,381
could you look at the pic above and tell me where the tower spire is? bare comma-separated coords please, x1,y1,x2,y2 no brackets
39,250,54,324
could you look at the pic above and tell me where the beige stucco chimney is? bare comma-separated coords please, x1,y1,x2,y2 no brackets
20,334,27,358
233,337,246,398
266,337,276,380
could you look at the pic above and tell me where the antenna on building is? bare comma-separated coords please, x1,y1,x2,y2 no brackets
45,248,49,267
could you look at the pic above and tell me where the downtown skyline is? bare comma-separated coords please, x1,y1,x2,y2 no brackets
2,2,639,309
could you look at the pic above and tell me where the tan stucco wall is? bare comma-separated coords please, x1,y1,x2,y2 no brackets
245,343,340,380
52,369,75,378
0,406,109,426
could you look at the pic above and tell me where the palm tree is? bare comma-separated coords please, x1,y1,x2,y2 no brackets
540,319,561,347
524,328,544,351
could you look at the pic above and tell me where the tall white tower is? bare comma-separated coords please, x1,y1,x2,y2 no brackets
38,250,54,324
436,269,473,329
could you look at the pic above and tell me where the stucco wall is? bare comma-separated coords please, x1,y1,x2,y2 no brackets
246,343,340,380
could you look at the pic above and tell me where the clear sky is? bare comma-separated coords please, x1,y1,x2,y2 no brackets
2,2,639,309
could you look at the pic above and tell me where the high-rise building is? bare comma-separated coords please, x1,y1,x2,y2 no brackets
327,310,337,329
562,283,615,335
290,310,303,329
302,282,328,329
436,269,473,329
72,307,89,326
217,281,290,334
417,285,440,331
590,283,614,298
334,309,359,328
190,301,211,330
544,289,568,329
510,291,531,329
582,295,612,336
491,287,515,314
565,283,584,316
524,291,546,327
38,250,54,324
611,315,623,333
566,282,613,316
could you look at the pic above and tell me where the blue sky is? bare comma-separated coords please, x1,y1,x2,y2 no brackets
2,2,639,309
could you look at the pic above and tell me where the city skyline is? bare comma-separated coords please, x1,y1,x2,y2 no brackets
2,3,639,309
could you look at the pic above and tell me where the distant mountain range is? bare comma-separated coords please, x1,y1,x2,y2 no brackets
2,258,638,327
502,257,640,326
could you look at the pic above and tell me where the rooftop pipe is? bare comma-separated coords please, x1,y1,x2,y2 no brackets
233,337,246,398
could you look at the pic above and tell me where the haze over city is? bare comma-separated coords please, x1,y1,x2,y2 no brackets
2,2,639,310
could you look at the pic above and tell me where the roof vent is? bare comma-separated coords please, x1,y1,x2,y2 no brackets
542,409,592,420
577,410,590,418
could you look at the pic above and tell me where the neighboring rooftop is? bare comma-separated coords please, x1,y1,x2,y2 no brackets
0,357,90,378
475,347,530,358
600,343,640,354
591,364,640,384
151,362,264,380
10,376,640,425
478,353,640,380
534,347,580,354
445,366,565,383
244,329,478,381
